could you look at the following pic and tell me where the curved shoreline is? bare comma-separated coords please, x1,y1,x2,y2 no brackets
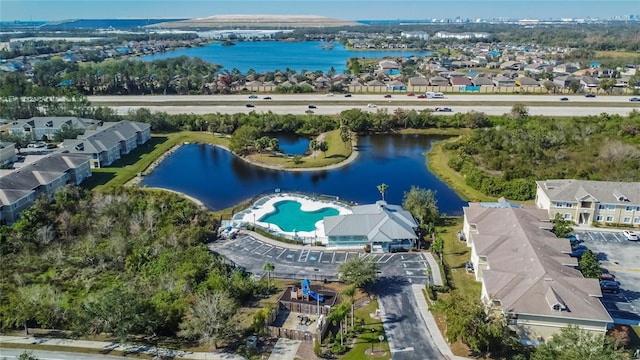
145,187,207,208
234,145,360,172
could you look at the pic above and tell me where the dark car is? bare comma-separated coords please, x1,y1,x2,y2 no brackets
435,107,453,112
344,93,352,97
407,93,415,96
585,93,596,98
245,103,255,108
629,97,640,102
263,96,272,100
248,95,258,99
600,273,617,281
571,245,588,258
566,233,582,244
600,280,620,294
384,95,392,98
417,94,427,99
560,97,569,101
45,143,57,149
308,104,317,109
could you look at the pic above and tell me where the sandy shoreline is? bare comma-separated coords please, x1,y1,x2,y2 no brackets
145,187,207,208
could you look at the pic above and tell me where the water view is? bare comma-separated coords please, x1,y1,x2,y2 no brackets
275,133,310,155
141,41,431,73
141,134,466,215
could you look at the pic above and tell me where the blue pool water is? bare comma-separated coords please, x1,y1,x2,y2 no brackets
259,200,339,232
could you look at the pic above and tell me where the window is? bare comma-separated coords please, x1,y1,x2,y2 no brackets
596,215,604,222
564,213,572,220
634,217,640,224
636,207,640,212
606,216,614,222
565,203,573,208
626,206,634,212
555,202,564,208
607,205,616,211
598,204,606,210
623,217,631,223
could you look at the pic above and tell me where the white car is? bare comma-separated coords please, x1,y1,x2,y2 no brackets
622,230,639,241
326,93,334,97
367,104,377,108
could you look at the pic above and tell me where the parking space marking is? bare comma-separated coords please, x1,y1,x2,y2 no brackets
257,245,273,255
308,251,321,262
252,243,266,253
612,233,622,242
321,251,334,263
347,252,359,261
276,248,287,259
599,232,608,242
331,252,336,263
334,252,347,263
586,232,595,241
285,251,297,261
318,251,324,263
299,250,309,262
378,254,393,263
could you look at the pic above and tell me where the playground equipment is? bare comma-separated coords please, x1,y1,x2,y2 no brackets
301,279,324,302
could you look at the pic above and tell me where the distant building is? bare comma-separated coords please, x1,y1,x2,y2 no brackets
9,117,100,141
400,31,430,40
434,31,490,40
0,142,17,166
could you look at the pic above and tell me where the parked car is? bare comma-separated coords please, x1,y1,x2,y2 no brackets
367,104,377,108
435,107,452,112
326,93,334,97
566,233,582,244
384,95,392,98
245,103,255,108
417,94,427,99
600,280,620,294
629,97,640,102
407,93,415,96
600,273,617,281
248,95,258,99
263,96,272,100
585,93,596,98
45,143,57,149
308,104,317,109
622,230,639,241
465,261,474,274
560,97,569,101
344,93,352,97
571,245,588,258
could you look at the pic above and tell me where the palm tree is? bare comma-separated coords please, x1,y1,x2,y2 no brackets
377,183,388,201
263,262,275,292
341,285,356,329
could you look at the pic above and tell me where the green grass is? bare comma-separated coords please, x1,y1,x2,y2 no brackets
81,131,230,190
248,129,352,169
438,217,482,297
340,299,391,360
426,136,496,203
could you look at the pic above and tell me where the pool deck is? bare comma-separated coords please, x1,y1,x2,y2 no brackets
233,193,352,241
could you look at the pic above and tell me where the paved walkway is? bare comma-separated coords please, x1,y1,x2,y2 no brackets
422,252,444,286
0,336,248,360
267,338,301,360
242,230,326,251
411,285,471,360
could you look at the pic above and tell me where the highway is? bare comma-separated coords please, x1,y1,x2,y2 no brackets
108,104,637,116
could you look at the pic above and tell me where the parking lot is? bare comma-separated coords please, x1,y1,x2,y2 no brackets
575,229,640,325
209,234,430,284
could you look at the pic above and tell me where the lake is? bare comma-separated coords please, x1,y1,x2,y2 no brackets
141,41,431,73
141,134,466,215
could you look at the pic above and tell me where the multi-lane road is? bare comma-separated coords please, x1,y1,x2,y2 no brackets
87,94,639,116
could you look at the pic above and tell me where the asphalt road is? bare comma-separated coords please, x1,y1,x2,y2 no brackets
109,104,637,116
0,348,130,360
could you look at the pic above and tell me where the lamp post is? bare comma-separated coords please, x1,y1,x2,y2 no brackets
370,328,375,353
378,334,384,353
253,213,256,226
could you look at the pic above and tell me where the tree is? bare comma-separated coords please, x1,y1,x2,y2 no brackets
18,352,38,360
579,250,601,279
510,103,529,120
377,183,388,201
228,125,259,155
318,141,329,158
263,262,275,292
431,236,444,263
531,325,630,360
309,139,319,158
568,80,581,94
339,124,350,147
338,256,378,289
341,285,356,330
3,132,34,154
402,186,440,228
53,124,84,142
552,213,573,239
179,291,237,350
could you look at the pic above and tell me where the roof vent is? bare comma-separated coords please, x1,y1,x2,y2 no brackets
45,120,53,127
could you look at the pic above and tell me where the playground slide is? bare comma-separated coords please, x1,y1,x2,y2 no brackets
309,291,324,302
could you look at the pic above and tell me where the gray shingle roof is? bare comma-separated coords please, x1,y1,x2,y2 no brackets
325,201,417,242
537,179,640,204
464,203,611,323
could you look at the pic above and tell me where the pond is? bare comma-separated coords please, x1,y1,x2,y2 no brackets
140,134,467,215
275,133,310,155
141,41,432,73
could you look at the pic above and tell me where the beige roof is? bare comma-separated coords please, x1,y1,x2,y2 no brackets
464,203,611,323
537,179,640,205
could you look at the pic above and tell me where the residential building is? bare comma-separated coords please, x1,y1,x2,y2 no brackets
0,142,17,166
401,31,430,40
62,120,151,168
429,76,449,86
324,200,418,252
434,31,490,40
492,75,516,87
0,152,91,224
536,180,640,226
463,199,611,345
9,117,100,141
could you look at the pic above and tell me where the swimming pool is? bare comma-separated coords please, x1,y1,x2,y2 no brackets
259,200,339,232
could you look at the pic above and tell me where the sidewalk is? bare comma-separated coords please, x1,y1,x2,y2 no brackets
422,252,444,286
243,230,327,251
411,285,471,360
0,336,248,360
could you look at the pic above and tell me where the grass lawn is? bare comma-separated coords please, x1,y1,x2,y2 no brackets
247,129,352,169
81,131,229,191
425,135,496,203
340,299,391,360
595,50,640,59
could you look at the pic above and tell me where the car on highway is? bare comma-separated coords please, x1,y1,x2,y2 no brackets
407,93,415,96
367,104,377,108
263,96,272,100
326,93,334,97
248,95,258,99
585,93,596,98
435,107,452,112
600,280,621,294
245,103,255,108
622,230,639,241
308,104,317,109
560,97,569,101
630,97,640,102
344,93,352,97
417,94,427,99
384,94,392,98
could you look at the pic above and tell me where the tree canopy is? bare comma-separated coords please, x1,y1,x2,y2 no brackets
338,256,379,289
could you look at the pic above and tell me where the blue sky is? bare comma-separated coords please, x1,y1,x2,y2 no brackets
0,0,637,21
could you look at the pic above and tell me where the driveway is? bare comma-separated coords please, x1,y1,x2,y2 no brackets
209,235,440,359
574,229,640,325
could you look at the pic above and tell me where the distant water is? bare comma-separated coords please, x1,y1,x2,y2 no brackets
141,41,431,73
